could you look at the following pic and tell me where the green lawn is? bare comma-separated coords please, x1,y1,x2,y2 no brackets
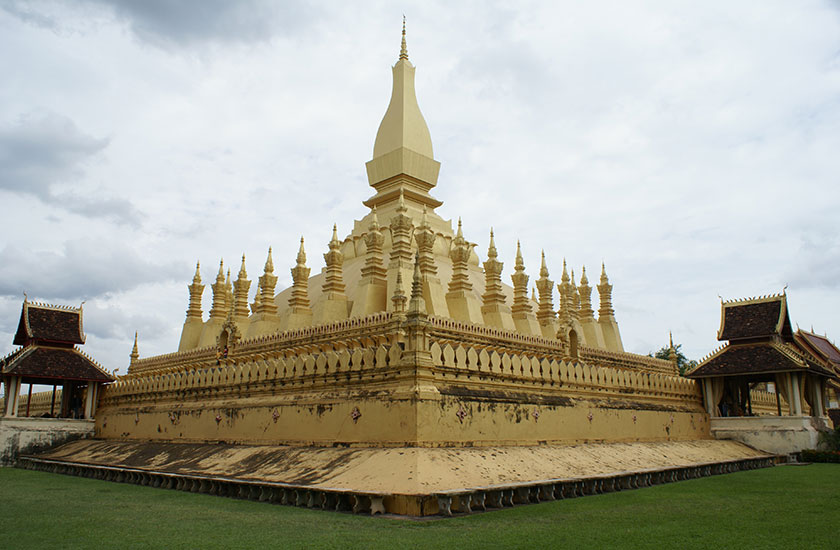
0,465,836,549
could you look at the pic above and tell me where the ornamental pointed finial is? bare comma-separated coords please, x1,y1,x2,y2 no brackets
370,205,380,230
216,259,225,282
409,252,426,314
193,261,202,284
456,217,463,239
540,250,549,277
397,188,407,213
225,268,231,286
515,240,524,266
487,228,498,259
561,258,570,283
421,204,429,227
238,254,247,279
391,269,407,313
331,224,339,244
580,265,588,285
400,16,408,61
264,247,274,273
296,237,306,266
130,331,139,363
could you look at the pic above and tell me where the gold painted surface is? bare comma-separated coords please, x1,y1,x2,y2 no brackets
38,438,765,494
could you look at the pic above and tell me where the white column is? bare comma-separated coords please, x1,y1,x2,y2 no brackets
814,378,825,417
703,379,714,416
4,376,21,417
790,373,803,416
83,385,95,419
785,373,795,416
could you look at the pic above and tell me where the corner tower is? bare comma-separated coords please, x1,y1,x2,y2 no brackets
364,20,442,216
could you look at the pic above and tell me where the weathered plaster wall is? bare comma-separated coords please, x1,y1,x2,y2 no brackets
711,416,830,454
0,417,94,466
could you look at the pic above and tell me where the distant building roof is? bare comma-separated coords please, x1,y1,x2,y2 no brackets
795,329,840,368
1,346,114,383
13,301,85,346
717,294,792,342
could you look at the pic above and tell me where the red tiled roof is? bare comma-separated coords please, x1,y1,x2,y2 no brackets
13,302,85,346
717,296,792,341
1,346,113,382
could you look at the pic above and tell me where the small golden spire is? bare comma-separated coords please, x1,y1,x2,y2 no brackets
238,254,247,279
264,247,274,273
130,331,139,363
296,237,306,266
400,15,408,61
193,261,202,284
487,228,497,259
540,250,549,278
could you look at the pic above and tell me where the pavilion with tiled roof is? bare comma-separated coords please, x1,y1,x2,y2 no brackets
687,293,837,419
2,299,114,418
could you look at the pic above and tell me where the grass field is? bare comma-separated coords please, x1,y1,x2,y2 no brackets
1,464,837,549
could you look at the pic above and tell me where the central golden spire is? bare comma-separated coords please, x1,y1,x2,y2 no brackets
364,20,442,210
370,19,433,159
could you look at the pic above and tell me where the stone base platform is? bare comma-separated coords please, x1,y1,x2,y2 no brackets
0,417,94,466
711,416,831,455
19,439,778,516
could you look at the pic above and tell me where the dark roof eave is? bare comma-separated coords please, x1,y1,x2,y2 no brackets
686,367,806,379
14,374,114,384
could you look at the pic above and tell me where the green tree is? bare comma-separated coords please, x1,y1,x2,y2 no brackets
651,342,697,376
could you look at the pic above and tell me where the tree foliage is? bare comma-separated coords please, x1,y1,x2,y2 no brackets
651,342,698,376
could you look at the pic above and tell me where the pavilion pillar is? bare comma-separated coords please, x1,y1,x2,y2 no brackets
702,379,714,416
83,384,95,419
789,373,803,416
25,383,33,417
813,377,825,417
3,376,21,417
60,382,72,418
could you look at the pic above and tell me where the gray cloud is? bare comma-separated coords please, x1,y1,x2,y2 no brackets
786,226,840,290
82,301,172,342
0,111,107,194
2,0,316,47
0,111,142,225
0,239,185,299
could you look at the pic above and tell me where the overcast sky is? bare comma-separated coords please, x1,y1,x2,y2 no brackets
1,0,839,390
